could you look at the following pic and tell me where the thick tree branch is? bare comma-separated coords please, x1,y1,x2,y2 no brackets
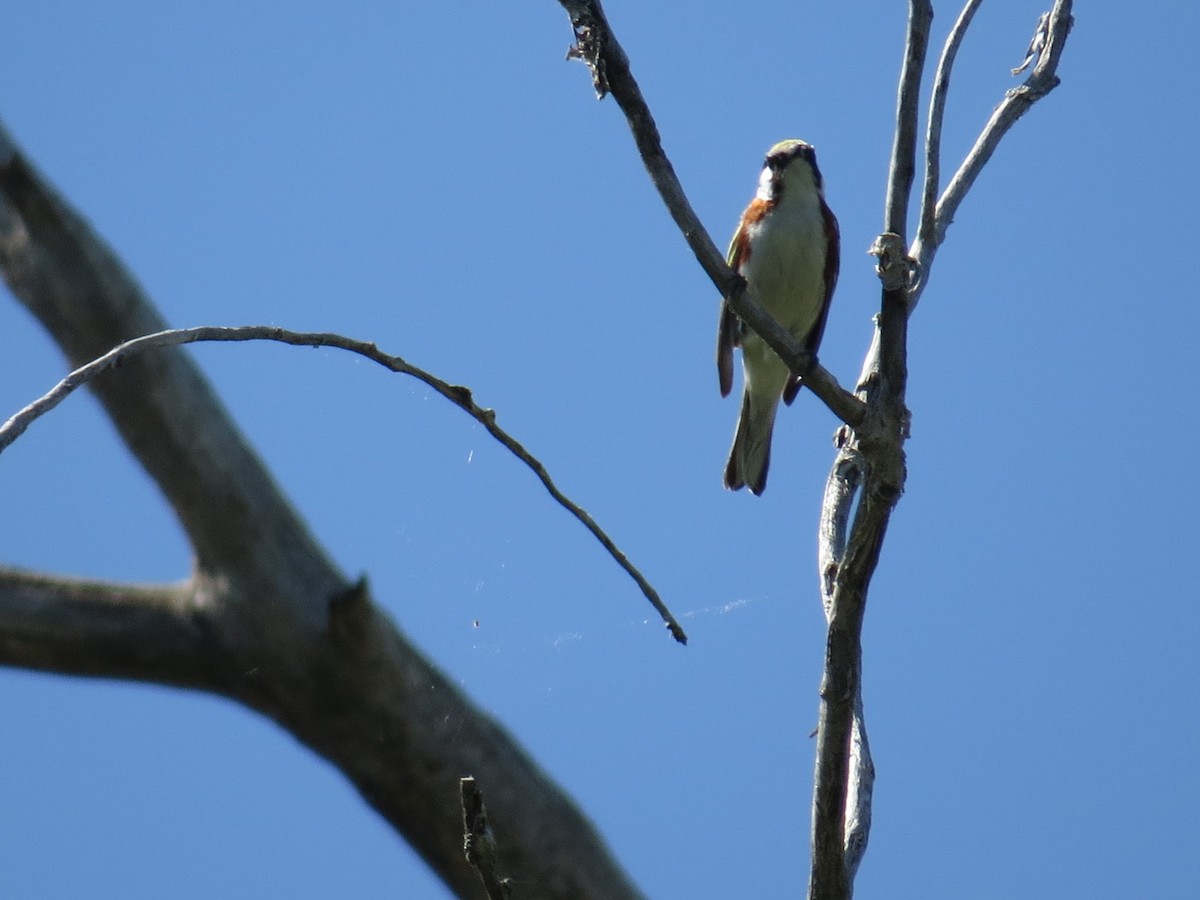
0,324,685,644
0,122,644,900
556,0,866,429
0,566,212,682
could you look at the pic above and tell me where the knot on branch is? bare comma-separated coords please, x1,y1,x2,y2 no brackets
868,232,918,295
855,414,908,506
841,392,908,510
447,384,474,407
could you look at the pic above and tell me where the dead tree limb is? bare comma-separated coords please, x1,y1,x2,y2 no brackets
554,1,1076,897
812,3,1074,897
0,119,645,900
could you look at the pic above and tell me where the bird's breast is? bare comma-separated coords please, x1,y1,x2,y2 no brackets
740,199,827,335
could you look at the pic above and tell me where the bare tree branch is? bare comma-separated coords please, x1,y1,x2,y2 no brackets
552,1,1078,896
555,0,866,429
0,120,646,900
919,0,986,254
0,566,212,682
1012,11,1051,76
911,0,1075,309
811,4,1075,897
885,2,935,240
461,777,515,900
808,6,929,897
0,1,1080,895
0,324,686,644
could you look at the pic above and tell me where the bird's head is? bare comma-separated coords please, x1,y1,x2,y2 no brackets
756,139,824,203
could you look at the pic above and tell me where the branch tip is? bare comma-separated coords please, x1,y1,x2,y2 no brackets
868,233,918,295
561,2,610,99
460,776,515,900
1012,11,1051,75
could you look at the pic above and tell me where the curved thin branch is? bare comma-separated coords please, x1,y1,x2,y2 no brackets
919,0,986,253
0,324,687,645
556,0,865,430
910,0,1074,308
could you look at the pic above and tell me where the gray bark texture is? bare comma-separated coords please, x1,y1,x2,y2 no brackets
0,123,644,900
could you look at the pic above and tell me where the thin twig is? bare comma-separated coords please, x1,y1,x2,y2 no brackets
461,777,514,900
884,0,934,238
0,325,688,645
1012,11,1051,76
557,0,729,295
919,0,985,254
910,0,1074,309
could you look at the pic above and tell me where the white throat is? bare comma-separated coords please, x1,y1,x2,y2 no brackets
755,166,775,201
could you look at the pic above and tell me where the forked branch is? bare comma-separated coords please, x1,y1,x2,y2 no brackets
813,2,1075,897
554,0,1074,896
911,0,1075,309
0,117,649,900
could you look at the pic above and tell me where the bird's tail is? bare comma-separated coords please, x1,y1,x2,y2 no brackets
724,388,779,496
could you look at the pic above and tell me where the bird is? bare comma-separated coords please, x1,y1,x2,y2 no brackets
717,139,840,496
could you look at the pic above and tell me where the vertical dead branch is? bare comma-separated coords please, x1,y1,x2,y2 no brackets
556,0,1073,896
919,0,985,254
808,2,930,893
812,3,1073,897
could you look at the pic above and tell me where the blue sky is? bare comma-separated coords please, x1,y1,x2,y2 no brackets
2,2,1198,898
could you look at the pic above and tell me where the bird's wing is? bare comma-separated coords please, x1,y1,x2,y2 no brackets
803,200,841,357
716,215,755,398
783,201,840,407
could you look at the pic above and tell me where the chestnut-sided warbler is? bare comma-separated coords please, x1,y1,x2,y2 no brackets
716,139,840,495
